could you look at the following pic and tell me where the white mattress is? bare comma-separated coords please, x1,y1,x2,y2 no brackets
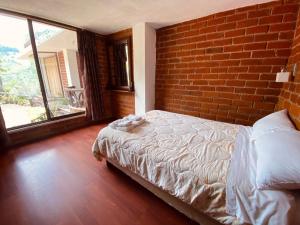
92,110,300,225
93,110,241,224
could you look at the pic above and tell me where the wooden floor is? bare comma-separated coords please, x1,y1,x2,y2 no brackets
0,125,197,225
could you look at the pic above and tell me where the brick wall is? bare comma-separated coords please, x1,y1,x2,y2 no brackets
111,91,135,117
57,51,68,88
107,29,135,118
277,8,300,129
156,0,299,125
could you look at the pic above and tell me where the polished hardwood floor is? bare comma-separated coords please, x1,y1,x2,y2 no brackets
0,125,197,225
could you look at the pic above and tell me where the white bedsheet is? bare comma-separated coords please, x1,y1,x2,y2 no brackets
92,110,300,225
226,126,300,225
93,110,240,224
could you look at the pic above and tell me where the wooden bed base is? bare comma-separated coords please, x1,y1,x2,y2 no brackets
106,159,222,225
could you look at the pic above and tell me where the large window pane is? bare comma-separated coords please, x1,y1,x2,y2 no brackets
0,14,47,129
32,22,85,118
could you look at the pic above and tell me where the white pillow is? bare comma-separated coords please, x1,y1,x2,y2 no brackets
255,130,300,190
252,109,295,139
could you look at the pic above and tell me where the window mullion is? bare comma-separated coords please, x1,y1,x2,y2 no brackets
27,19,52,120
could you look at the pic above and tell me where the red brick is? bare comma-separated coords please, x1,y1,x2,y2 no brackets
205,47,223,54
228,66,248,73
241,59,262,65
226,80,246,86
215,10,235,18
283,13,298,22
248,9,270,18
277,49,291,56
227,13,247,22
279,31,295,40
206,32,224,40
211,53,230,60
237,18,258,28
213,38,232,46
209,80,226,86
225,29,245,37
270,22,296,32
254,102,275,110
230,52,251,59
267,40,292,49
207,17,226,26
177,25,190,33
272,4,299,15
233,36,254,44
238,74,259,80
262,58,288,65
259,15,283,25
235,87,256,94
246,81,268,88
217,22,236,31
254,33,278,42
224,45,243,52
200,26,217,34
252,50,275,58
246,25,269,34
244,42,267,50
248,66,272,73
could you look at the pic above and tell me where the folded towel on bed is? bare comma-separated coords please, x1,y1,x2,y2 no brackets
125,114,143,121
109,115,145,131
115,120,132,127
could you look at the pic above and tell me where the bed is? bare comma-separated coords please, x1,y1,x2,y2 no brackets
92,110,300,225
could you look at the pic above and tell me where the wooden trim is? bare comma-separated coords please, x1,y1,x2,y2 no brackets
8,114,86,135
7,114,89,148
111,89,135,94
107,35,134,91
0,8,79,31
6,111,86,132
107,28,132,40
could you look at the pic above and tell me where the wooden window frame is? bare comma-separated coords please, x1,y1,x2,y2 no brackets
107,36,134,92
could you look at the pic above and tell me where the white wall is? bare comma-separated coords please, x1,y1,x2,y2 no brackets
133,22,156,115
63,49,81,88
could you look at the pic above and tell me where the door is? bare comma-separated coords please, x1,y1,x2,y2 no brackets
43,56,63,97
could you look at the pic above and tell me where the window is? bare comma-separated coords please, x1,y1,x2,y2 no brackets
0,13,85,130
107,37,133,91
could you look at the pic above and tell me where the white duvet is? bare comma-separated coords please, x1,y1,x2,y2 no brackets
92,110,299,225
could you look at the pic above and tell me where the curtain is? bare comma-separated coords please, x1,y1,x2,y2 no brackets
78,30,104,121
0,107,9,150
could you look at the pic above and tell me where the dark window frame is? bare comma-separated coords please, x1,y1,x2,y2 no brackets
107,36,134,92
0,9,86,131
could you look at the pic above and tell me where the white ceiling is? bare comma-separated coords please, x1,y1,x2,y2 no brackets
0,0,272,35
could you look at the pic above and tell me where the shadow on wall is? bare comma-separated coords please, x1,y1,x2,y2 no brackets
276,8,300,129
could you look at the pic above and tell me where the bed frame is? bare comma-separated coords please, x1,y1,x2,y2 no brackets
106,159,222,225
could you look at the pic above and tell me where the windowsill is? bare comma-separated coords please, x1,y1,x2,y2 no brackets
8,113,87,134
111,89,135,94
